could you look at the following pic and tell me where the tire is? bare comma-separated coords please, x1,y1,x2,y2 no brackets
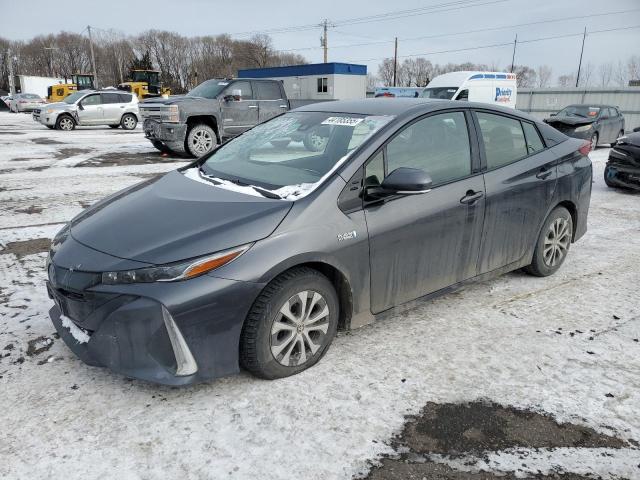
611,130,624,147
56,114,76,131
590,132,598,151
120,113,137,130
186,123,217,157
108,124,120,129
524,206,573,277
151,140,171,154
240,267,339,380
303,129,329,152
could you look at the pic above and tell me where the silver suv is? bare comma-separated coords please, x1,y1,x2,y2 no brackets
33,90,139,131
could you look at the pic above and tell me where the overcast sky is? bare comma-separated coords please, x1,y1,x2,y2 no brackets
2,0,639,80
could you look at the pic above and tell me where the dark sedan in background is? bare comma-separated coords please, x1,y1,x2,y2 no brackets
605,127,640,191
46,99,592,385
544,104,625,150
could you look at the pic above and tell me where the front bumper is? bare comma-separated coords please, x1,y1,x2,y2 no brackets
605,163,640,190
33,109,59,126
143,119,188,153
47,266,264,386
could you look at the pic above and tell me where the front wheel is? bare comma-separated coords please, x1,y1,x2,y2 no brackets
524,207,573,277
56,114,76,131
186,123,217,157
240,267,339,379
120,113,137,130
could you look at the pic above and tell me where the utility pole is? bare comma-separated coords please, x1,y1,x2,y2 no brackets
510,34,517,73
87,25,98,88
320,19,329,63
576,27,587,88
393,37,398,87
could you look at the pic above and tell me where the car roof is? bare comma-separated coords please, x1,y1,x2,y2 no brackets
293,98,535,119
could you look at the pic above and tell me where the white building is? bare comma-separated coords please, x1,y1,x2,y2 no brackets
238,62,367,101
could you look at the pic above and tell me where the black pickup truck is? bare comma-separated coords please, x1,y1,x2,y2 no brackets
139,78,290,157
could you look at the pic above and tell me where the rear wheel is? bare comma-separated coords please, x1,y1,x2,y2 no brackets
590,132,598,151
240,267,339,379
186,123,217,157
120,113,137,130
56,114,75,131
524,207,573,277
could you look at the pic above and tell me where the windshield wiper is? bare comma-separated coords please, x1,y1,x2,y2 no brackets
198,168,282,199
252,186,282,199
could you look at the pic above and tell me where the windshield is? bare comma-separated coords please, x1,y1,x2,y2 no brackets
557,105,601,118
64,92,86,104
197,111,394,198
187,79,230,99
420,87,458,99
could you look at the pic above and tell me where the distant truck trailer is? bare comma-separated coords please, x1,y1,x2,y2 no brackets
12,75,64,99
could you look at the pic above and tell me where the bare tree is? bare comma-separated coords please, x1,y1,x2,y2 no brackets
366,73,378,91
577,62,594,87
511,65,536,87
536,65,552,88
557,74,576,87
377,58,395,86
597,62,613,87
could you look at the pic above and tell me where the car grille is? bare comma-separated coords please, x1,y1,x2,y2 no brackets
139,105,168,120
33,108,41,114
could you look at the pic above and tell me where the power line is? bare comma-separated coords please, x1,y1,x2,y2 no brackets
277,8,640,53
352,24,640,63
230,0,506,36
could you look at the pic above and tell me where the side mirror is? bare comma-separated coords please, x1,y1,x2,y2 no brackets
223,89,243,102
374,167,432,196
77,102,84,110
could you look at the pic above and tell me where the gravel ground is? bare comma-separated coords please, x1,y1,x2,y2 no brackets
0,112,638,479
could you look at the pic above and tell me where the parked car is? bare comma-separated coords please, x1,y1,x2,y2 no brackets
604,128,640,191
420,71,517,108
46,99,592,385
8,93,46,112
32,90,139,131
544,104,625,150
139,78,290,157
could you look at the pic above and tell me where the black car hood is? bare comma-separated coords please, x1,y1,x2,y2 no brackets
544,116,595,127
619,131,640,148
70,170,293,265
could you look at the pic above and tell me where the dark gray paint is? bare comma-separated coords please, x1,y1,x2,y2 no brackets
46,99,592,385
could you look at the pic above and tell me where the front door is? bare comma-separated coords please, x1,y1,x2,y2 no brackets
76,93,103,125
221,81,258,136
364,110,485,313
473,111,557,274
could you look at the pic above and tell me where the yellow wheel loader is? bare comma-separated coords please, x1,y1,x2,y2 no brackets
117,70,170,100
47,74,95,102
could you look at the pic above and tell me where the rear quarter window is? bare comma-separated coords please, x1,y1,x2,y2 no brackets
522,122,545,154
118,93,133,103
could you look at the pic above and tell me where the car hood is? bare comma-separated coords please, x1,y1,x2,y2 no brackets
618,131,640,147
140,95,210,106
544,116,595,127
70,170,293,265
43,102,74,110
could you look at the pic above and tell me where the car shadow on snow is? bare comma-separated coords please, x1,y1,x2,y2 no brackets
361,401,637,480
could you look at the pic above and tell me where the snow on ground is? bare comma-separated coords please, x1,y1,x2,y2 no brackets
0,111,639,479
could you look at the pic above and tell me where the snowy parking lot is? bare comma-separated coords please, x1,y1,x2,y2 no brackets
0,111,639,479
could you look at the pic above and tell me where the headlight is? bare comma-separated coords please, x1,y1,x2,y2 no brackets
574,124,592,132
46,108,55,114
101,244,251,285
165,105,179,123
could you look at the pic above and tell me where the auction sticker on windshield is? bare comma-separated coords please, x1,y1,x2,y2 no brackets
322,117,364,126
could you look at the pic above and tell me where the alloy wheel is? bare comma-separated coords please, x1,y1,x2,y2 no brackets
270,290,330,367
543,217,571,267
191,129,213,156
59,117,74,131
123,115,136,130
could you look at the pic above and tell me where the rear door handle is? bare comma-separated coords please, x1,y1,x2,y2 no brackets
536,168,552,180
460,190,484,205
279,105,288,108
248,105,258,109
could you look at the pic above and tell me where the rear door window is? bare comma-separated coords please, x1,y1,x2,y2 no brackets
476,112,528,169
255,81,282,100
101,92,122,104
521,122,545,154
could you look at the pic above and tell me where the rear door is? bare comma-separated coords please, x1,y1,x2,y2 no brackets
220,81,258,136
474,110,557,273
100,92,125,124
364,110,486,313
76,93,103,125
254,81,287,123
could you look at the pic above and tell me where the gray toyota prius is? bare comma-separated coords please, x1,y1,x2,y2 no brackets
46,99,592,385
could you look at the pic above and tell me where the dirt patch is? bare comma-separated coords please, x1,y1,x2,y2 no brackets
0,238,50,258
31,137,63,145
27,165,50,172
0,131,25,135
363,401,631,480
75,151,182,167
78,200,93,209
26,336,54,356
54,147,92,160
402,402,626,455
11,157,37,162
14,205,43,214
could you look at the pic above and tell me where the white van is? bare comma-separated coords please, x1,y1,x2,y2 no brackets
420,71,517,108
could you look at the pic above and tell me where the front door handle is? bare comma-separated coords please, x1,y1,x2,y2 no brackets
460,190,484,205
536,168,552,180
248,105,258,109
